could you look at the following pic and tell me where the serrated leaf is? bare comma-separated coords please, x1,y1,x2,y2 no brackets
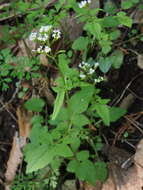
102,16,119,27
70,137,80,152
24,98,45,112
55,144,73,157
121,1,133,9
109,106,126,122
99,57,112,73
84,22,101,39
68,86,94,114
76,151,89,161
117,12,132,27
71,114,90,127
72,36,89,50
76,160,97,185
52,90,65,120
67,160,79,173
94,104,110,126
94,161,107,181
25,145,55,173
111,50,124,69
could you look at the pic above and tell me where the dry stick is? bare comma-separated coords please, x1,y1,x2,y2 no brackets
114,33,143,47
124,115,143,134
0,100,17,122
113,72,143,106
128,88,143,101
110,130,136,149
0,81,21,112
0,0,58,22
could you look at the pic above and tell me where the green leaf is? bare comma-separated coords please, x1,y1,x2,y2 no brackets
102,16,119,28
58,53,70,75
111,50,124,69
84,22,101,39
94,104,110,126
76,151,89,161
52,90,65,120
68,86,94,114
109,30,121,40
25,145,55,173
72,36,89,50
94,162,107,181
24,98,45,112
99,57,112,73
55,144,73,157
109,107,126,122
71,114,90,127
100,40,112,55
121,1,133,9
67,160,79,173
117,12,132,27
70,137,80,152
76,160,97,185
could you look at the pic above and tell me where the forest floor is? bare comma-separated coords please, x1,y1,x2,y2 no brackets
1,1,143,190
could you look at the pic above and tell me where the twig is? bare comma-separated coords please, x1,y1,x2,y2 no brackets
113,72,143,106
0,82,20,112
124,115,143,134
0,0,57,23
115,33,143,47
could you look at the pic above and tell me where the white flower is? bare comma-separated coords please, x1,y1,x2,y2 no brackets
79,73,86,79
39,25,52,33
29,32,37,41
94,62,99,69
88,68,94,75
78,0,91,8
82,61,89,67
94,76,104,83
87,0,91,3
37,33,49,41
44,46,51,53
52,29,61,39
37,46,43,53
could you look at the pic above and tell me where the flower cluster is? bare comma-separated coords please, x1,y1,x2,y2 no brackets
52,29,61,40
33,45,51,54
29,25,61,54
78,0,91,8
79,61,104,83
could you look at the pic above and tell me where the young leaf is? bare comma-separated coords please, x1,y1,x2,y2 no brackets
55,144,73,157
76,151,89,161
71,114,90,127
109,106,126,122
72,36,89,50
84,22,101,39
94,104,110,126
51,90,65,120
24,98,45,112
25,145,55,173
121,1,133,9
117,12,132,27
76,160,97,185
99,57,112,73
94,161,107,181
68,86,94,114
111,50,124,69
67,160,79,173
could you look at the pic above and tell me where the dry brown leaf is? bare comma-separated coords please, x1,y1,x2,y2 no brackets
84,139,143,190
16,107,32,147
5,132,23,189
101,139,143,190
4,108,32,190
